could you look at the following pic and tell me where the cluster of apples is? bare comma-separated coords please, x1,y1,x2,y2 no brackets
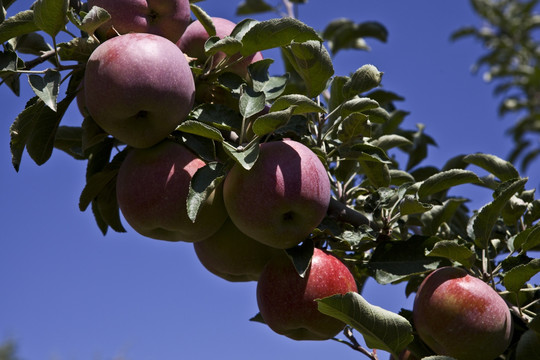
80,0,358,341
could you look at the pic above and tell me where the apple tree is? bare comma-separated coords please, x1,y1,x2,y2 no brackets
1,0,539,359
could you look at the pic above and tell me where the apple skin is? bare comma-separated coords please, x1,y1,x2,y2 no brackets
256,247,358,340
389,350,419,360
116,140,228,242
413,266,513,360
223,139,331,249
84,33,195,149
193,218,285,282
87,0,190,43
176,17,264,78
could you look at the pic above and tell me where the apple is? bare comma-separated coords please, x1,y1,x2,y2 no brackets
116,140,228,242
413,266,513,360
84,33,195,149
87,0,190,43
223,139,331,249
193,218,285,282
176,17,264,78
256,247,358,340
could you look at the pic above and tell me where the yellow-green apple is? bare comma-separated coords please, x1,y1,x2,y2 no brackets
87,0,190,43
256,247,358,340
116,140,227,242
223,139,331,249
193,218,285,282
84,33,195,149
176,17,264,78
413,266,513,360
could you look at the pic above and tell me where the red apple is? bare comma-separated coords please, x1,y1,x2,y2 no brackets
116,140,228,242
193,218,284,282
84,33,195,149
256,247,358,340
223,139,331,249
176,17,264,78
87,0,190,43
413,266,513,360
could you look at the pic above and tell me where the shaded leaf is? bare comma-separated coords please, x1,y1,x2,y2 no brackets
472,178,528,248
187,162,225,222
281,40,334,98
0,10,39,43
27,69,60,111
464,153,520,182
33,0,69,37
317,292,413,357
190,3,215,36
285,240,314,278
503,258,540,293
239,86,266,119
176,120,224,142
236,0,274,15
222,140,259,170
252,107,295,136
426,240,477,268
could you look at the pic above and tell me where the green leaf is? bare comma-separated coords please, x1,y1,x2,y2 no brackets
176,120,224,142
270,94,325,114
27,69,60,111
189,103,243,132
204,35,242,57
472,178,528,249
0,46,24,75
285,240,314,278
371,135,413,151
240,17,322,56
75,6,111,36
512,225,540,252
399,195,433,216
281,40,334,98
340,143,391,163
239,86,266,119
337,112,370,143
79,168,118,212
10,93,74,170
252,107,295,136
328,76,348,117
33,0,69,37
426,240,477,268
368,236,442,284
322,19,388,55
503,258,540,293
317,292,413,357
57,36,99,62
417,169,481,199
190,3,215,36
420,198,469,236
0,10,39,43
236,0,274,15
463,153,520,182
248,59,288,101
187,162,225,222
340,97,380,118
222,140,260,170
343,64,383,98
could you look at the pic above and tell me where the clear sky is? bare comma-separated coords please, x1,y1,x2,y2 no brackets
1,1,538,359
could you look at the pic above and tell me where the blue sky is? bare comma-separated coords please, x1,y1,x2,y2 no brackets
1,1,538,359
